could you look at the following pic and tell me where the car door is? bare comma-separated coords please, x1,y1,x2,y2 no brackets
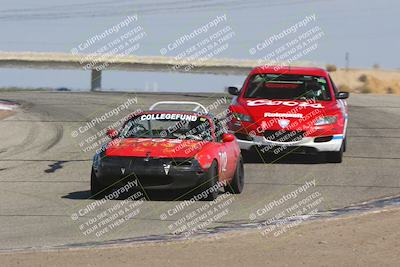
214,118,238,180
329,75,348,116
329,75,348,132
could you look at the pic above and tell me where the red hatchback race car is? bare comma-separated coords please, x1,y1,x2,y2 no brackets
91,101,244,200
227,66,349,163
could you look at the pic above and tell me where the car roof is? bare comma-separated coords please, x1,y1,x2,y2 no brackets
250,66,328,76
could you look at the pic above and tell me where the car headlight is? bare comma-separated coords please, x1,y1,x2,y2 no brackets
314,116,337,126
232,112,253,122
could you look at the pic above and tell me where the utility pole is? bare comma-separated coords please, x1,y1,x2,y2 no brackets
91,69,102,91
345,52,349,72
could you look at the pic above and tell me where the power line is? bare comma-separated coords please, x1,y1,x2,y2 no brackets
0,0,327,21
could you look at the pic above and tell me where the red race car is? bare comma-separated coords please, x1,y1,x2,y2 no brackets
227,66,349,163
91,101,244,200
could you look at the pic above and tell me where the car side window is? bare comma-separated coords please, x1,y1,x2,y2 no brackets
213,118,225,142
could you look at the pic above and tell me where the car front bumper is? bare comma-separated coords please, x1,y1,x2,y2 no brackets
93,157,208,190
237,134,344,153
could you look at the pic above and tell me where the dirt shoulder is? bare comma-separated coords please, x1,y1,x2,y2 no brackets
0,110,15,120
1,206,399,267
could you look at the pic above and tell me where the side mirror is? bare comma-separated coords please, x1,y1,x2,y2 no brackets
336,91,349,99
106,129,118,139
222,133,235,143
227,86,239,96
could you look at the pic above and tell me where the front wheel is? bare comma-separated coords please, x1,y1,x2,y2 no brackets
91,168,104,198
225,155,244,194
197,161,219,201
343,137,347,152
326,142,344,163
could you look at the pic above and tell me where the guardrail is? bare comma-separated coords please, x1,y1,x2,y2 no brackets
0,52,317,91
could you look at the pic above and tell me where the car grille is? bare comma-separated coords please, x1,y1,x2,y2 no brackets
137,175,173,186
101,157,194,178
264,130,305,142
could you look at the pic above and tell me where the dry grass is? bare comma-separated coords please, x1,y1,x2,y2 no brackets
330,69,400,95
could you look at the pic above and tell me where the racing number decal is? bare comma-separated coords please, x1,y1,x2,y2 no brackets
219,151,228,172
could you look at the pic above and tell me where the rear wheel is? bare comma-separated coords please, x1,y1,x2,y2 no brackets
225,155,244,194
240,149,253,159
241,148,264,163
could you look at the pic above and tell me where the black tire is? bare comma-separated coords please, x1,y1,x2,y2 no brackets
198,161,219,201
241,148,263,163
240,149,253,159
326,142,344,163
343,137,347,152
225,155,244,194
90,168,104,198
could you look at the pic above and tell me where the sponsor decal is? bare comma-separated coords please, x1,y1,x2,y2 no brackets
163,163,171,175
144,152,151,162
247,99,324,109
264,83,299,89
219,151,228,172
141,142,152,147
278,119,290,128
265,112,303,118
161,142,175,148
140,113,197,121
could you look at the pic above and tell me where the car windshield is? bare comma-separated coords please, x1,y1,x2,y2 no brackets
118,113,213,141
244,74,331,101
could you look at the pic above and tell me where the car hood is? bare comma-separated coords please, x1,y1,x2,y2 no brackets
105,138,209,158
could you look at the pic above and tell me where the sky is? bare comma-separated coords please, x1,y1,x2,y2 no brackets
0,0,399,91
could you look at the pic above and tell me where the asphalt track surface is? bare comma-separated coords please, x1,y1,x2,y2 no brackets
0,91,399,250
